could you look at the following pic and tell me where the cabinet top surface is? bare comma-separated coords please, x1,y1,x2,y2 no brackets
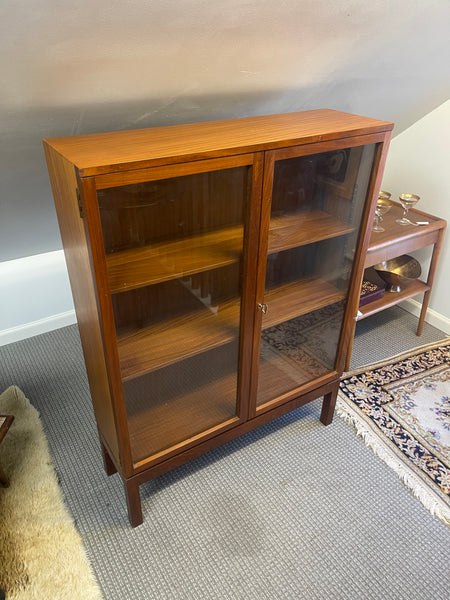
43,109,393,177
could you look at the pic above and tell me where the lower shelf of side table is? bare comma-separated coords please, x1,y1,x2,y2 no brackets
357,278,430,320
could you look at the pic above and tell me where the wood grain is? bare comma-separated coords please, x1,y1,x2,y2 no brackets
106,211,354,293
268,211,354,254
106,224,244,292
116,276,344,380
42,143,123,469
262,279,345,329
124,347,239,462
43,109,393,177
117,297,240,380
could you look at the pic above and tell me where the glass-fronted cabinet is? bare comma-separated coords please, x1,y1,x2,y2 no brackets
44,109,393,525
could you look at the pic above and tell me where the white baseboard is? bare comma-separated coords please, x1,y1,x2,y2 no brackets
0,250,76,346
401,298,450,335
0,310,77,346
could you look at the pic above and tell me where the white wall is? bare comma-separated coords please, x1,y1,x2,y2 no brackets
1,0,449,261
1,1,450,342
0,251,75,345
381,99,450,331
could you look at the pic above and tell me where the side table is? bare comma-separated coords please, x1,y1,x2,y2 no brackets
346,202,447,370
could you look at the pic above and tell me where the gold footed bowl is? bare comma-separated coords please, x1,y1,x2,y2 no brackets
374,254,421,292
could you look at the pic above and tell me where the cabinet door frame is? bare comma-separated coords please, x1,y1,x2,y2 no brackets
248,132,391,417
79,152,264,475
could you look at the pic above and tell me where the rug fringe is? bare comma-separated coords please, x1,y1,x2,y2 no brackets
336,398,450,527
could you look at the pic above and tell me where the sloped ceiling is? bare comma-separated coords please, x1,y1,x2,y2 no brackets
1,0,449,260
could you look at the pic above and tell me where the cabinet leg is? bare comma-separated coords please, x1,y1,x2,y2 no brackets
99,439,117,476
320,387,339,426
124,479,143,527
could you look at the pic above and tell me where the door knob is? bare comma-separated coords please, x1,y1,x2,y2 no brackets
257,303,269,314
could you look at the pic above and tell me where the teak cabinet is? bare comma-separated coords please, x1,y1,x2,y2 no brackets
44,110,393,526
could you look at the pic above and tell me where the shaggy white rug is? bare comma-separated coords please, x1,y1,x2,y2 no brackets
0,386,103,599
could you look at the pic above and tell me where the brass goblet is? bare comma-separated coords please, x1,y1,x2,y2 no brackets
373,191,392,233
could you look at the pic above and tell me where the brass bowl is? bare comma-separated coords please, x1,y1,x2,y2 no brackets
374,255,421,292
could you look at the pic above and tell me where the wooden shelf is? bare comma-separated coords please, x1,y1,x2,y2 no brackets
124,345,239,463
117,276,344,381
117,297,241,381
106,211,354,293
256,340,332,408
124,278,343,462
268,211,354,254
357,279,430,320
106,224,243,293
262,278,345,329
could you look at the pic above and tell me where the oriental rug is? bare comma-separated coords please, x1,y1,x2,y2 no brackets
0,386,103,599
338,339,450,526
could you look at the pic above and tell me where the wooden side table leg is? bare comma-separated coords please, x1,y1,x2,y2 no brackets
124,478,143,528
417,290,431,337
320,385,339,426
417,229,445,336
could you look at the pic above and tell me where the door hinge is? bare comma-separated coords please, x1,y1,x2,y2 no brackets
76,188,84,218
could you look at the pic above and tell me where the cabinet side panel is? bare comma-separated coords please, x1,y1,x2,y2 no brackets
43,143,121,466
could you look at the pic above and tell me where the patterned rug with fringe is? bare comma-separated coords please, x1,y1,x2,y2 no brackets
338,339,450,526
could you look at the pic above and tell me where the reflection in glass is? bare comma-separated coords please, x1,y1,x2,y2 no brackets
98,167,250,460
256,144,377,407
373,191,392,233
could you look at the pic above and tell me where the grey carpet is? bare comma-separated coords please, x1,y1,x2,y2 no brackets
0,305,449,599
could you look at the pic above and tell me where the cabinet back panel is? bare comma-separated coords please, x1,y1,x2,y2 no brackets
97,167,248,254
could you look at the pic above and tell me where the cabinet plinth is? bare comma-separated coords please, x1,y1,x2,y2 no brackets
44,109,393,526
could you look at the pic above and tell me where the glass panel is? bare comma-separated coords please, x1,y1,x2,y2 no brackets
256,144,377,407
97,166,249,462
